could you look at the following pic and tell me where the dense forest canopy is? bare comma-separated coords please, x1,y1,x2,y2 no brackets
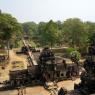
0,11,95,53
22,18,95,48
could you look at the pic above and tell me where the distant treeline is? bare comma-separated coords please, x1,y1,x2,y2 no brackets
22,19,95,50
0,11,95,53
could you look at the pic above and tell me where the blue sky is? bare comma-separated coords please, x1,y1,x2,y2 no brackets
0,0,95,23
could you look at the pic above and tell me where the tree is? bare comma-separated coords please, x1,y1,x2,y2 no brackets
40,20,58,47
0,12,22,48
56,30,64,46
37,22,47,46
62,18,86,48
22,22,38,37
56,20,62,30
85,22,95,42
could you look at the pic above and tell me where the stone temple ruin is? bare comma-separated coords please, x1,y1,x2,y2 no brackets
59,37,95,95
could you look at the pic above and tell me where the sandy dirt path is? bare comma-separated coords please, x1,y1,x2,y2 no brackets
0,78,80,95
0,50,28,82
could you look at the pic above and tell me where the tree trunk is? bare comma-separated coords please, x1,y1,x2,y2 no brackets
50,42,53,49
7,41,10,59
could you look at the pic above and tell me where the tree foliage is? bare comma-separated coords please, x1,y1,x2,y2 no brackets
62,18,86,48
22,18,95,51
0,12,22,47
40,20,58,47
22,22,38,37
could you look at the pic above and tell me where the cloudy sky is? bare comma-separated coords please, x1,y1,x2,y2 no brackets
0,0,95,23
